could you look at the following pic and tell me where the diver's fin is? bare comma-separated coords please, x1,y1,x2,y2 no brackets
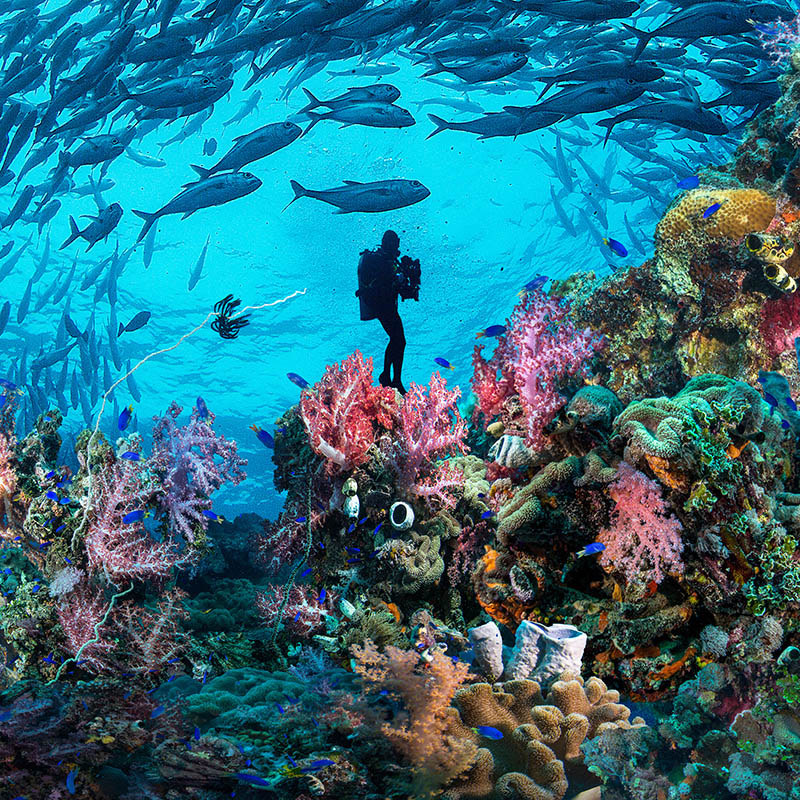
190,164,213,179
620,22,652,62
426,113,449,139
299,87,321,114
132,209,158,243
59,215,81,250
283,179,307,212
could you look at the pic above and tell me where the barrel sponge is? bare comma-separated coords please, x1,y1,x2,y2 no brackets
656,188,775,244
443,673,645,800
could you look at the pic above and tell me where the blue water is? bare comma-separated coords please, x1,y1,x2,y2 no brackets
0,19,748,520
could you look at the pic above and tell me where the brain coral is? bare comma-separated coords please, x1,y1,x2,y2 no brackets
656,188,775,245
443,672,645,800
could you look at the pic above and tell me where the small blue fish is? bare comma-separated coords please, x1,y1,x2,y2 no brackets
276,703,285,714
294,611,302,622
287,372,310,389
121,451,140,461
374,522,383,534
475,725,504,740
59,497,71,505
194,726,201,741
677,176,699,190
308,759,335,771
347,523,355,533
575,542,606,558
46,490,59,501
602,237,628,257
31,584,40,593
481,510,494,519
66,769,77,794
45,470,56,479
300,568,312,577
346,557,361,563
764,392,779,408
346,547,361,553
319,588,326,604
519,275,548,298
122,509,145,524
151,705,165,718
250,424,274,448
476,324,506,339
702,203,721,219
234,773,270,787
117,405,133,431
434,357,455,370
202,509,220,521
296,516,307,523
795,336,800,372
782,419,791,430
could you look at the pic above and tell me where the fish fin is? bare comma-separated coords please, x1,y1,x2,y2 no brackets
341,180,362,185
118,323,124,337
620,22,652,62
502,105,529,115
283,180,307,212
299,87,321,114
302,112,321,136
132,209,158,243
181,209,198,220
190,164,212,179
595,117,618,147
422,54,446,78
117,79,132,100
426,113,449,139
80,214,101,222
58,215,81,250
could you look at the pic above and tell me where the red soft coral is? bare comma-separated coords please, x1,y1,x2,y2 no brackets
760,290,800,361
300,350,397,473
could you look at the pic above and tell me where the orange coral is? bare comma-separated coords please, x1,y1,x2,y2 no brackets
648,646,697,684
473,547,531,629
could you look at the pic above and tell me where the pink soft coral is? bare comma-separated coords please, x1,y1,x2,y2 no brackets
256,583,331,638
471,289,601,451
760,291,800,361
394,372,468,493
300,350,397,473
598,461,684,585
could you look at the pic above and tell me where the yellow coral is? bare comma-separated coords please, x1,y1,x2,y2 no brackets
656,188,775,244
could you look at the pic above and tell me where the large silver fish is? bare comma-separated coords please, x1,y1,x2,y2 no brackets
285,178,430,213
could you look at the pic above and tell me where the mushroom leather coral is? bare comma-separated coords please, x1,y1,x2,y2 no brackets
656,188,775,244
443,673,645,800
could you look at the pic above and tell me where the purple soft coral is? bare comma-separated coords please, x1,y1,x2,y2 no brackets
151,401,247,545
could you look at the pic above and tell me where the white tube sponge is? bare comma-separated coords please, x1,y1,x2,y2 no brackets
533,623,587,687
504,620,547,680
468,621,504,681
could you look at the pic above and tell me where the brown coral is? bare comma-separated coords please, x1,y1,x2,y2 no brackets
656,188,775,246
443,673,645,800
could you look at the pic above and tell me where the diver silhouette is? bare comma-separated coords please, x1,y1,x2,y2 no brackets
356,230,420,395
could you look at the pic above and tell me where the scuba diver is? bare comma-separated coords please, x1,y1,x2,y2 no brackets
356,230,420,395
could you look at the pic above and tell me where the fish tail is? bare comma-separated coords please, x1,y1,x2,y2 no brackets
299,87,321,114
426,113,448,139
301,113,321,136
283,180,307,212
621,22,652,62
422,55,445,78
595,117,617,148
132,209,157,243
58,215,80,250
118,322,125,337
117,79,132,100
190,163,212,179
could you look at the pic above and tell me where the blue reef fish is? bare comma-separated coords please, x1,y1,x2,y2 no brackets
603,237,628,257
45,470,56,479
347,523,356,533
783,420,791,430
276,703,285,714
117,405,133,431
300,568,312,577
434,357,455,370
481,510,495,519
234,773,270,787
319,588,327,604
476,325,506,339
304,759,336,772
46,490,59,500
121,451,140,461
576,542,606,557
202,509,220,521
194,727,201,741
677,176,700,189
197,397,210,419
287,372,310,389
249,424,274,448
294,611,302,621
296,516,307,523
475,726,504,740
519,275,548,297
151,705,165,718
66,769,77,794
122,509,145,524
787,397,798,412
702,203,721,219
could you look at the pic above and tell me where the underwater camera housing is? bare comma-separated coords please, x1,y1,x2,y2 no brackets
397,255,421,301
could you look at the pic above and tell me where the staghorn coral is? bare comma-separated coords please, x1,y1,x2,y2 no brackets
443,673,646,800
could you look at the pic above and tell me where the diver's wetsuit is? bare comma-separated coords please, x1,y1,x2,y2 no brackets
357,245,406,392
